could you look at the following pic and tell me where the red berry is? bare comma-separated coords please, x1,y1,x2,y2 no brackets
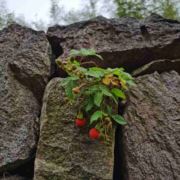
89,128,100,139
75,118,86,127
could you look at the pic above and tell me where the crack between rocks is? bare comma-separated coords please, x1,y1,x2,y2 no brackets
132,59,180,77
46,35,67,78
113,101,128,180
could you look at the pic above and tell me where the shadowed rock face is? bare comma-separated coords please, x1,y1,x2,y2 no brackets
0,175,30,180
0,24,50,172
34,78,114,180
132,59,180,76
122,71,180,180
47,14,180,74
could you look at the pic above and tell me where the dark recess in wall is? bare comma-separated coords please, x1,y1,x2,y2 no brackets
0,158,34,180
46,35,67,78
113,101,127,180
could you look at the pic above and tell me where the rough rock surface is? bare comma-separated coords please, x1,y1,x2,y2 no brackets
0,24,50,172
47,14,180,74
34,78,114,180
122,71,180,180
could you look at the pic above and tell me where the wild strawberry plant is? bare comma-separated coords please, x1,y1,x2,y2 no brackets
56,48,135,142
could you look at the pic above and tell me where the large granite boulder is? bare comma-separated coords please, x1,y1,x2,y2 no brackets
0,24,50,172
34,78,114,180
122,71,180,180
47,14,180,75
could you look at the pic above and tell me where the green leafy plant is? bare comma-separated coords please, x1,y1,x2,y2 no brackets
56,48,135,142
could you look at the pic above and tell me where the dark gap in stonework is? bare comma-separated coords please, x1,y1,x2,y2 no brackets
47,35,67,78
113,101,127,180
0,158,35,180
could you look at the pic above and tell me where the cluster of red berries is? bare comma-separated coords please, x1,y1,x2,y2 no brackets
75,118,100,140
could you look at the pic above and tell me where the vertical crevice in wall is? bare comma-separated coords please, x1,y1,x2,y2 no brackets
47,36,67,78
113,101,127,180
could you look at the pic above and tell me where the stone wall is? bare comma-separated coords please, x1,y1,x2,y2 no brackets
0,14,179,179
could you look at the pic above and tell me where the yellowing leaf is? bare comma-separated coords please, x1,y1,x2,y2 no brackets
111,77,120,86
102,74,113,85
102,77,111,85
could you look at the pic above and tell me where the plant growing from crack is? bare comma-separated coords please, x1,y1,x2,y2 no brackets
56,48,135,142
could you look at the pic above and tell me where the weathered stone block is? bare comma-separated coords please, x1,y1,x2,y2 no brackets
0,24,50,172
122,71,180,180
47,14,180,74
34,78,114,180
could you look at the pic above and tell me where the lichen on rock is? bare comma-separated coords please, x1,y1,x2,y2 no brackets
34,78,114,180
122,71,180,180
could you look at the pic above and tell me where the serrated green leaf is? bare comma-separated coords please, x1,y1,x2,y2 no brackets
61,77,78,99
99,85,112,97
90,67,105,72
111,95,118,104
86,70,103,78
77,66,88,74
72,60,81,66
126,80,136,86
86,67,105,78
85,96,94,112
98,84,118,104
116,70,134,82
111,88,126,100
111,114,127,125
65,80,77,99
90,111,103,124
94,92,103,107
85,85,99,95
61,76,79,86
121,71,133,80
